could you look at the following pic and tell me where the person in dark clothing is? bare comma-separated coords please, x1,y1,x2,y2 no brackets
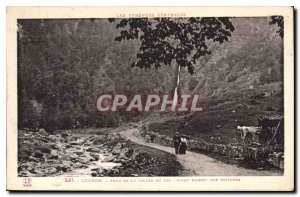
150,133,156,143
179,137,187,154
172,132,181,154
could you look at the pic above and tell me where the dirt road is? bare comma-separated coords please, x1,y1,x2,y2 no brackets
121,129,282,176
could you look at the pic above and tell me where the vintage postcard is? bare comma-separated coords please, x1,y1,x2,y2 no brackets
7,7,294,191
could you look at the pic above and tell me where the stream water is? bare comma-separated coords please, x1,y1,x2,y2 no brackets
58,153,122,177
56,137,122,177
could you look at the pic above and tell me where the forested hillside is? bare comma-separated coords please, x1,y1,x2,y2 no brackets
17,17,283,133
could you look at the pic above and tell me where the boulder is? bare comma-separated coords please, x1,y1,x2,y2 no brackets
73,162,84,169
78,155,95,164
19,170,33,177
61,132,69,138
118,153,127,159
28,156,39,162
112,148,122,155
27,166,34,172
78,157,89,164
74,150,84,156
57,162,71,172
31,169,43,175
95,144,104,148
58,154,71,161
38,128,48,136
45,167,57,174
111,168,119,174
84,141,93,147
90,153,100,161
33,150,44,158
63,160,73,167
48,135,58,142
39,144,52,154
91,172,98,177
65,144,72,149
25,162,35,168
50,150,59,158
69,153,79,160
103,154,115,162
87,147,100,153
18,142,35,160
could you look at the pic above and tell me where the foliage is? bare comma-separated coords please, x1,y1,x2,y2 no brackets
269,16,284,38
17,18,283,132
109,17,235,74
17,19,124,132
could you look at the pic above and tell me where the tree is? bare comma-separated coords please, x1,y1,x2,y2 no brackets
270,16,284,38
109,17,235,104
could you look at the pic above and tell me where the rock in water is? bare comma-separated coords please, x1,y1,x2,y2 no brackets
90,153,100,161
50,150,59,158
103,154,115,162
61,132,69,138
69,153,79,160
74,150,84,156
87,147,100,153
78,157,93,164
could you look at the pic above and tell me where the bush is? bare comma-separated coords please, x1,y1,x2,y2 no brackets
18,99,40,129
61,115,74,129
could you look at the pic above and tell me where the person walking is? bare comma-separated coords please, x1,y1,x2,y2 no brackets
179,137,187,154
172,132,181,154
150,131,156,143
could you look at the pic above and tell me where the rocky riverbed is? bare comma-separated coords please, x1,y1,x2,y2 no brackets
18,128,182,177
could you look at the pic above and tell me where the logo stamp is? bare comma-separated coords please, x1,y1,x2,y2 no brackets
23,177,32,187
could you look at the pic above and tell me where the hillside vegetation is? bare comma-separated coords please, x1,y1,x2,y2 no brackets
18,17,283,135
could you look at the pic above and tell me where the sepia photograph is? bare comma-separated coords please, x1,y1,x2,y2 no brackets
6,6,294,191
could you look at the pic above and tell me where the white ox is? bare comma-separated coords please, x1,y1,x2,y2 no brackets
237,126,261,141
